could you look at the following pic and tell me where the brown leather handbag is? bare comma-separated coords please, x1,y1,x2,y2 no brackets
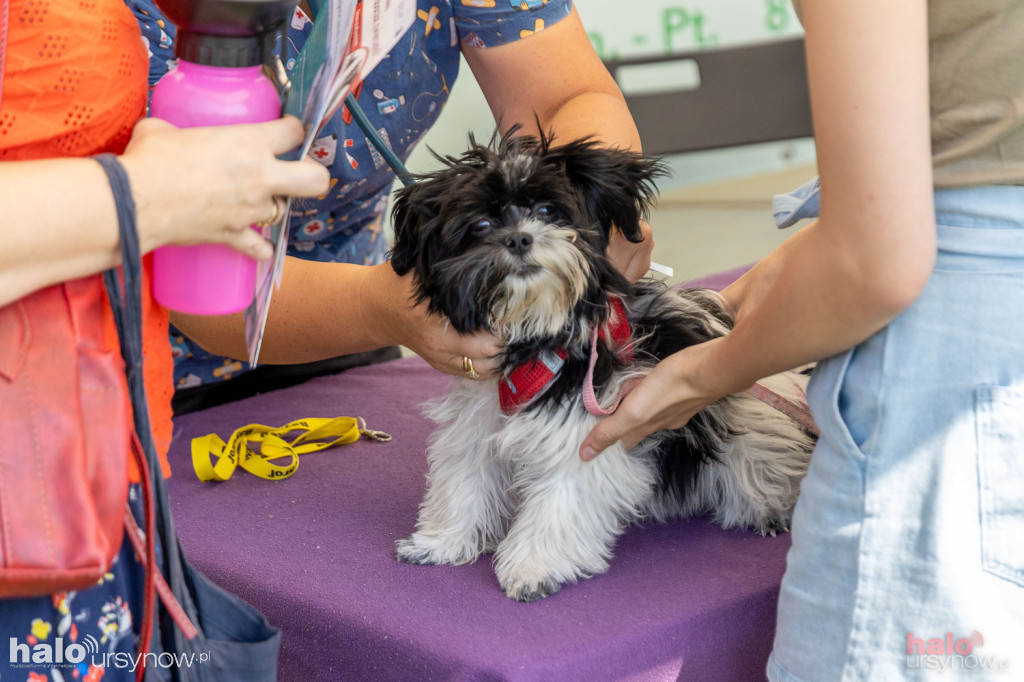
0,277,135,597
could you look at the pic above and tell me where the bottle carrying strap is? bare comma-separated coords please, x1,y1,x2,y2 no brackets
94,153,160,680
94,154,202,680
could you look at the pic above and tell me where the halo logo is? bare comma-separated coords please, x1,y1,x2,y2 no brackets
10,635,212,672
907,630,984,656
80,635,100,655
9,636,94,666
906,630,1009,672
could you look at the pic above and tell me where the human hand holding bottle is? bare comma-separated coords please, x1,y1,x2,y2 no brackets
120,116,329,265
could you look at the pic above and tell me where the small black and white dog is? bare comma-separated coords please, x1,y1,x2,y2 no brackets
389,130,815,602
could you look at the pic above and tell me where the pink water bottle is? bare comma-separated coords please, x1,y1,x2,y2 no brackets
151,0,296,314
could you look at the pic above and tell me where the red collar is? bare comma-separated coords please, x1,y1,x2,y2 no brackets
498,297,632,415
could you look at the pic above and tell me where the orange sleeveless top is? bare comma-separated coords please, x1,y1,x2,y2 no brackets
2,0,174,476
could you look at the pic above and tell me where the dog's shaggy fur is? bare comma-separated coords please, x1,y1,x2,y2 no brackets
388,131,815,601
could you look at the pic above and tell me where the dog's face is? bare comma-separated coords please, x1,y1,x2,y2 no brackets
389,131,664,345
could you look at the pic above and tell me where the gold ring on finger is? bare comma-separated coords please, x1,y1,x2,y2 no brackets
462,356,480,380
255,197,286,228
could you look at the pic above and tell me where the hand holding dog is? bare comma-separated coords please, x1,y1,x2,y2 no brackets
393,299,502,381
580,337,735,461
360,264,502,380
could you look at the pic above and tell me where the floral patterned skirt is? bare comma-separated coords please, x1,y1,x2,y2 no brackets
1,487,148,682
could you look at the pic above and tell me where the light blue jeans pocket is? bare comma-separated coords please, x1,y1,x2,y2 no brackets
807,326,888,463
976,386,1024,587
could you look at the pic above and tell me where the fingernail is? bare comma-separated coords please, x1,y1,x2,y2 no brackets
580,445,597,462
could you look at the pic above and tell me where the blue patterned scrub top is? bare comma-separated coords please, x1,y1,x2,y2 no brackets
129,0,574,390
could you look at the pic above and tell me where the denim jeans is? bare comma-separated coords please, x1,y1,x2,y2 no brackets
767,184,1024,681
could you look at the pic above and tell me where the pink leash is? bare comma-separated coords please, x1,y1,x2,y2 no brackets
745,377,820,436
582,329,641,416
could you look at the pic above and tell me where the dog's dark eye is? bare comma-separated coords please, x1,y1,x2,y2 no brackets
535,204,553,218
469,219,493,236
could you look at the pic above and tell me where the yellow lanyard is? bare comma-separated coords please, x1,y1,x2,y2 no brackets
192,417,391,482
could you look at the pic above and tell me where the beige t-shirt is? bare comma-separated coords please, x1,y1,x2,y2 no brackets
793,0,1024,187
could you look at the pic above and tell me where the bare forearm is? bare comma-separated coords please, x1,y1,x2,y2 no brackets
718,221,817,316
528,90,641,152
697,220,933,397
1,116,328,308
172,259,400,363
466,7,640,153
711,0,936,392
0,159,120,305
578,0,938,458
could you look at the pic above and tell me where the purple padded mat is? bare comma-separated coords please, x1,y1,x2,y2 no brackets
166,264,785,681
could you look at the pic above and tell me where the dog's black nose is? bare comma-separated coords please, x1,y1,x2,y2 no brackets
504,233,533,255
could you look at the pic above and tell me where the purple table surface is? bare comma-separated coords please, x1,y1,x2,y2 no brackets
166,264,786,682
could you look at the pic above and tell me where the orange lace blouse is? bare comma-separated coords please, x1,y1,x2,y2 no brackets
2,0,174,476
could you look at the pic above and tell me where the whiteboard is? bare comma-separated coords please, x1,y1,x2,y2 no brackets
576,0,804,61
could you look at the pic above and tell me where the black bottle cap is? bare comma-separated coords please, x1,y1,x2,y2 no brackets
176,29,263,67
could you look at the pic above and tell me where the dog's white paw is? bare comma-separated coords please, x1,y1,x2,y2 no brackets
494,553,585,602
755,513,792,538
498,570,564,603
395,533,483,566
494,531,612,602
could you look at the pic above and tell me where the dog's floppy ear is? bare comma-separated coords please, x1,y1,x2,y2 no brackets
547,139,667,243
388,175,447,277
389,137,492,277
388,183,422,276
